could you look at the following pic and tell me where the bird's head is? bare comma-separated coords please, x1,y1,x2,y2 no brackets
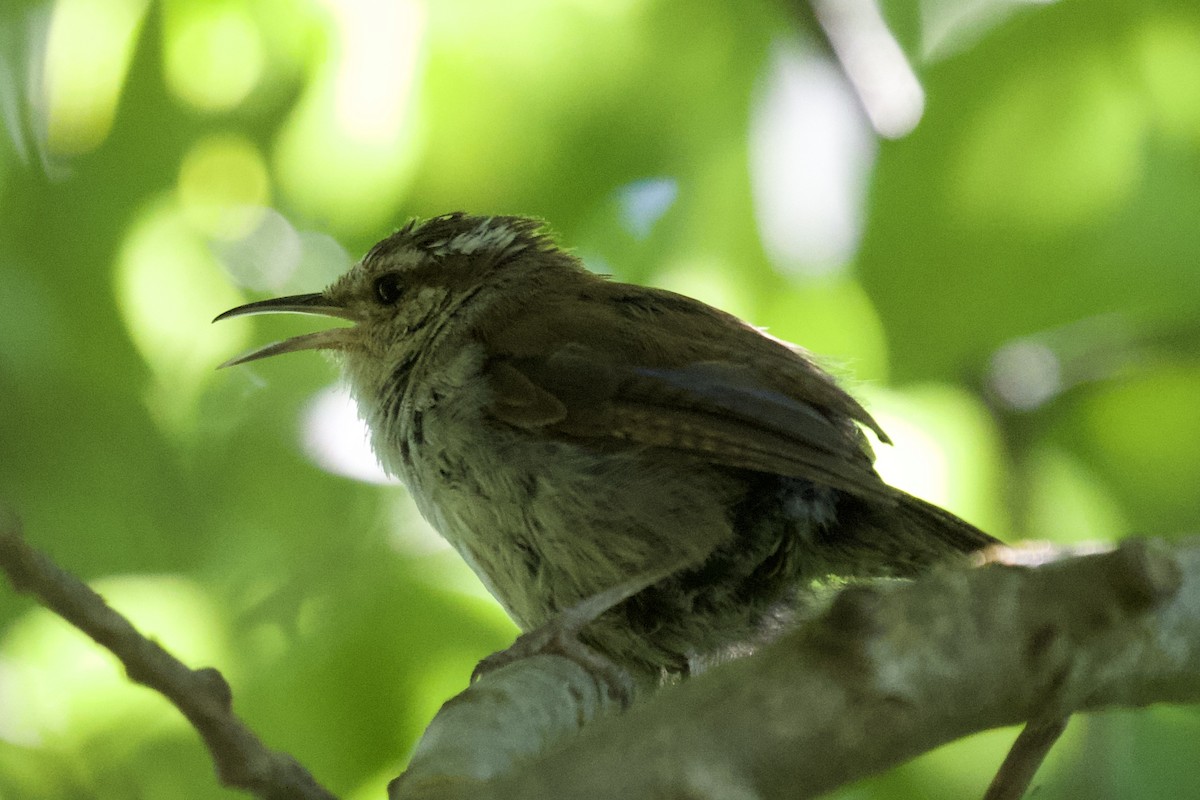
215,213,566,372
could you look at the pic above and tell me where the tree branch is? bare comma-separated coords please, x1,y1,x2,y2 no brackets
391,538,1200,800
0,508,339,800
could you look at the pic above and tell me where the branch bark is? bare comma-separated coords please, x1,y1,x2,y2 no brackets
392,538,1200,800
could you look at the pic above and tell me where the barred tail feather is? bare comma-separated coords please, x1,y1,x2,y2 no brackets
894,491,1000,555
817,489,1001,581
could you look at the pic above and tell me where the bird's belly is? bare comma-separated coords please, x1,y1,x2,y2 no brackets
401,429,739,630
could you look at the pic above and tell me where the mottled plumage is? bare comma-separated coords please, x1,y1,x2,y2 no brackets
217,213,998,680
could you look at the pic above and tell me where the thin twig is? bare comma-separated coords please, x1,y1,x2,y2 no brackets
0,509,339,800
983,717,1070,800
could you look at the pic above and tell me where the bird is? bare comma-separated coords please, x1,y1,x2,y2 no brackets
215,212,999,685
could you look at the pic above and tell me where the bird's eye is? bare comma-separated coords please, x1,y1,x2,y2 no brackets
373,273,405,305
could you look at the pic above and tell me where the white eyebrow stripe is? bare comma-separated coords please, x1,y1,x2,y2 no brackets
430,219,524,257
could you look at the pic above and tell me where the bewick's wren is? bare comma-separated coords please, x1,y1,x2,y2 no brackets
216,213,998,681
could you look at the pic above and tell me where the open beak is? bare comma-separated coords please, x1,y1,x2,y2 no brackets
213,293,359,368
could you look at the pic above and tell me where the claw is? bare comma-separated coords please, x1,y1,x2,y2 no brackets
473,624,637,706
472,561,691,706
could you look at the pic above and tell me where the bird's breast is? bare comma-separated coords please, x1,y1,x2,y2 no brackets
392,393,742,630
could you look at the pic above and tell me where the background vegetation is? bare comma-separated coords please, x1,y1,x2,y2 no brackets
1,0,1198,797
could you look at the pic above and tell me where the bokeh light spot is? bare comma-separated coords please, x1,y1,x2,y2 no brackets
1134,14,1200,145
214,212,353,295
988,339,1063,411
301,383,399,486
617,178,678,239
115,201,250,430
163,0,264,111
274,0,426,233
750,44,876,277
177,133,270,239
213,207,304,292
43,0,150,154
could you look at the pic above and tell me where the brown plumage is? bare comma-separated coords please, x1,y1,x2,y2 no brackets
217,213,999,681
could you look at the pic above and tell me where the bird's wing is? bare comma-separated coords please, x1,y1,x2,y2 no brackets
478,283,896,503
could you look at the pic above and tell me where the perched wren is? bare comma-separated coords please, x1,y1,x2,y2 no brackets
216,213,998,682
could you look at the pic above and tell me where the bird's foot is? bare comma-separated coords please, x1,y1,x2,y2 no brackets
473,619,637,707
472,570,679,706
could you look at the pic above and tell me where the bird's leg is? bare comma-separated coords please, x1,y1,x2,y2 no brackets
472,557,690,704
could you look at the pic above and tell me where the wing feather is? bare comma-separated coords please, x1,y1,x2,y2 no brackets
480,281,895,502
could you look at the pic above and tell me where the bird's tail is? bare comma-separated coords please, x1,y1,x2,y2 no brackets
821,489,1001,580
895,491,1000,554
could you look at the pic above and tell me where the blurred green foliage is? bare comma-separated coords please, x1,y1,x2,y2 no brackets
1,0,1198,797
